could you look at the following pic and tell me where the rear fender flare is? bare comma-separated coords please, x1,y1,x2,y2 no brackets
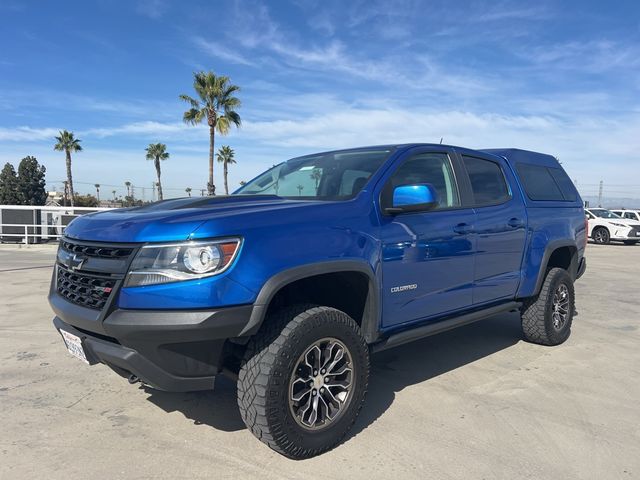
532,240,579,296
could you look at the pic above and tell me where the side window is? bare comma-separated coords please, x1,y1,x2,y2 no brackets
384,152,460,210
516,163,564,201
462,156,511,206
548,167,578,201
517,163,578,202
625,212,636,220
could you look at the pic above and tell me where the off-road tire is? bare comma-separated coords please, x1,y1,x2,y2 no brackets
592,227,610,245
237,305,370,459
521,268,575,346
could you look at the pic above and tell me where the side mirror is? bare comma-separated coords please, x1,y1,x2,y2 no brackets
385,184,438,215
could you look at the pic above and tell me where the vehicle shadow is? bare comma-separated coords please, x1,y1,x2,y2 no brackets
143,311,523,438
143,374,245,432
345,311,522,442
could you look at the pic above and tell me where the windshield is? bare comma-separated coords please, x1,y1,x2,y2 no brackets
235,148,393,200
590,209,622,219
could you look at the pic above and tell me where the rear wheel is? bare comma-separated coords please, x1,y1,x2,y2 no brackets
521,268,575,346
237,305,370,459
592,227,610,245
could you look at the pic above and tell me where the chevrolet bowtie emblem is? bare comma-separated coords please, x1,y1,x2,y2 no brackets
58,249,87,271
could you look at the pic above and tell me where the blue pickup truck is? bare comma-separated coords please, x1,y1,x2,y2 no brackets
50,144,587,458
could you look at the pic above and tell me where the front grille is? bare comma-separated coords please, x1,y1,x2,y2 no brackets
61,240,133,259
56,264,117,310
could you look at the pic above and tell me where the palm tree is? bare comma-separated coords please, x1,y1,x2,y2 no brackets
62,181,69,206
112,190,116,200
310,168,322,192
124,181,131,197
94,184,100,202
185,187,192,197
54,130,82,207
297,184,304,196
216,145,236,195
145,143,169,201
180,71,241,195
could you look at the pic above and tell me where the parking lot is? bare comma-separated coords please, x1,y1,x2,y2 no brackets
1,243,638,479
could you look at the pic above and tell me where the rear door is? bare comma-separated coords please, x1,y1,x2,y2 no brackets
459,154,527,305
378,147,477,328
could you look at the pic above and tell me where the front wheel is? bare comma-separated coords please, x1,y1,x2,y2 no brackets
521,268,575,346
237,305,370,459
592,227,610,245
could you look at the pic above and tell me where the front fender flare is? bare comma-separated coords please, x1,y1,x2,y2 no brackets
239,260,381,343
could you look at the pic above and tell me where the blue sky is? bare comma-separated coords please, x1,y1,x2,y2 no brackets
0,0,639,200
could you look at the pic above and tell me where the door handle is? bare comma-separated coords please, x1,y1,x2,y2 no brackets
453,223,473,235
508,217,525,228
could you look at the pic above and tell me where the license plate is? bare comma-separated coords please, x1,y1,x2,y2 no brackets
60,330,89,364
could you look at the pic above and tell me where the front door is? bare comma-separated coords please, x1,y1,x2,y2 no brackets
379,148,476,329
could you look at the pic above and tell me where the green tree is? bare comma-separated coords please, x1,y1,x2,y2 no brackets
180,71,241,195
16,156,47,205
94,183,100,202
0,162,20,204
145,143,169,201
216,145,236,195
53,130,82,207
73,194,99,207
124,181,132,197
185,187,192,197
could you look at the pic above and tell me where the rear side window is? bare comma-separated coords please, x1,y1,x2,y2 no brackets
462,156,511,206
516,163,577,201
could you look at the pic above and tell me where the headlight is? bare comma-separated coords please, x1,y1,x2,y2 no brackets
125,238,241,287
610,222,626,227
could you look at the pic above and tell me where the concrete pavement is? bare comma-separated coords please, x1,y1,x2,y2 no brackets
1,243,638,479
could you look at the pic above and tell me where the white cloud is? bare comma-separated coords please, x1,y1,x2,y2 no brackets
83,121,201,138
192,37,253,66
521,40,640,73
136,0,168,19
475,6,550,22
0,126,60,142
238,106,640,184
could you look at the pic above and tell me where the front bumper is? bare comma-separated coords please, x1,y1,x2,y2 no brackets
50,292,254,392
609,227,640,240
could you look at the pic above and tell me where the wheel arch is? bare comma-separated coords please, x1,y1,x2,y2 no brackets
591,224,610,238
239,260,381,343
532,240,579,296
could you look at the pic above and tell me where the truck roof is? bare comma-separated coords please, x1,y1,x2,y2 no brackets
480,148,560,168
361,144,560,168
293,144,561,169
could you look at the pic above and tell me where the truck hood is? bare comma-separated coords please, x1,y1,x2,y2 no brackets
64,195,320,243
